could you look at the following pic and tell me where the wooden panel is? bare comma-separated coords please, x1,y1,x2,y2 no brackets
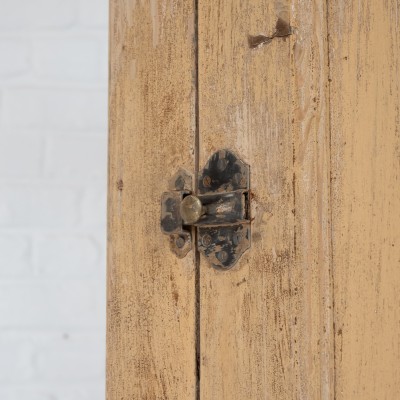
198,1,334,398
329,2,400,398
107,1,197,399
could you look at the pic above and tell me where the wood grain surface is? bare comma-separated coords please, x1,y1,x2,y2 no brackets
107,1,197,399
198,1,333,398
329,1,400,398
107,1,400,398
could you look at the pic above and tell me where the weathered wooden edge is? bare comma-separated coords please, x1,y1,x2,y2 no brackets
107,1,198,399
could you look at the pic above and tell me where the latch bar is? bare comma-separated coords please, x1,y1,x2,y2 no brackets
161,150,251,270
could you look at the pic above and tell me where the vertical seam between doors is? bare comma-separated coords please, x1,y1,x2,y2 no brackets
194,1,200,399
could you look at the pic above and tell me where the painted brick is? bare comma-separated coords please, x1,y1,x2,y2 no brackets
0,38,31,77
0,185,80,228
0,384,105,400
0,0,77,31
1,88,107,130
81,187,107,229
0,0,108,397
45,135,107,180
33,38,103,82
0,331,105,383
34,331,105,381
0,135,43,178
0,234,31,277
78,0,108,28
0,333,35,383
33,234,100,277
0,281,105,329
99,38,108,81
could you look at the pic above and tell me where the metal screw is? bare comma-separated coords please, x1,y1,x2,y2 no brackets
175,236,186,249
201,234,212,247
203,175,212,187
216,250,228,263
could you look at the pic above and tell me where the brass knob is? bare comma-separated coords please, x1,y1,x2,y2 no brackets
180,195,204,225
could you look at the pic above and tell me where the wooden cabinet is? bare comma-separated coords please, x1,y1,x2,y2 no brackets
107,1,400,398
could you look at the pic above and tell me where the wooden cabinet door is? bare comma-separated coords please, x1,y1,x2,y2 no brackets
107,1,400,399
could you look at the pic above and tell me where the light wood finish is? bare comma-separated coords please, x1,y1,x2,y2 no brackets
108,1,400,399
107,1,197,399
198,1,333,398
329,2,400,398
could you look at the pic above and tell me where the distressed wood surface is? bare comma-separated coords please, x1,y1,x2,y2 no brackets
198,1,333,398
107,1,197,399
107,1,400,398
329,1,400,398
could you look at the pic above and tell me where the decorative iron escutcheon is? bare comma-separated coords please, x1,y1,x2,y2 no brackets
161,150,251,270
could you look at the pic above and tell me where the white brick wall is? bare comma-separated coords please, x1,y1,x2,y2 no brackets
0,0,108,398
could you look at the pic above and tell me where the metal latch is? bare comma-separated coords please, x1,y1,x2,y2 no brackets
161,150,251,270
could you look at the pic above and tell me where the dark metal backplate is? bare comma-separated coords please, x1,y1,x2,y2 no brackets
197,224,250,270
160,170,192,258
197,149,250,269
198,149,250,194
